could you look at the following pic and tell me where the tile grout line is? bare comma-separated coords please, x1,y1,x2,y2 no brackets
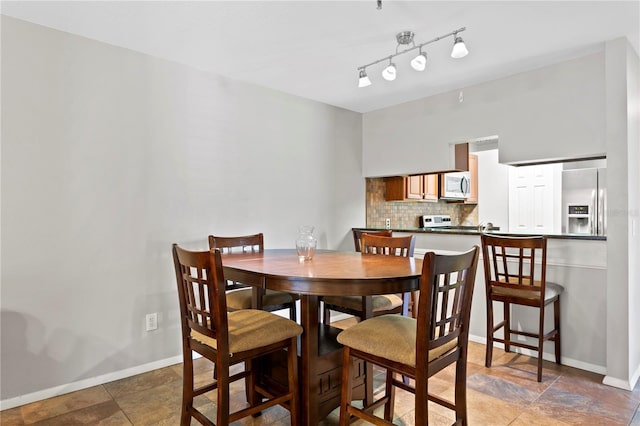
506,370,563,425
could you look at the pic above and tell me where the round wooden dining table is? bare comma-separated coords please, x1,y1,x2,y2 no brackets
221,249,423,426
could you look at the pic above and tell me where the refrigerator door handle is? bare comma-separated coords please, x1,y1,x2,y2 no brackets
598,187,605,236
591,190,597,235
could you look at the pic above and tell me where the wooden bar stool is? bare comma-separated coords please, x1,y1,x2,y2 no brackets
481,234,563,382
337,247,480,425
172,244,302,426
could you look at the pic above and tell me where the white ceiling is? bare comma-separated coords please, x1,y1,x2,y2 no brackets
2,1,639,113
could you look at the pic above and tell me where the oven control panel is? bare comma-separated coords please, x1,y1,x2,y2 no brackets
419,214,452,228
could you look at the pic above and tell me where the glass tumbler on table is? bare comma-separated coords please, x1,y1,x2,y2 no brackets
296,225,317,261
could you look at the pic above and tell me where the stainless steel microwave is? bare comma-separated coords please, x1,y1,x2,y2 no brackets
441,172,470,200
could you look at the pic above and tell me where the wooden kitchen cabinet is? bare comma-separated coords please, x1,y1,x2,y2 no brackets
385,174,439,201
406,175,423,199
424,174,439,201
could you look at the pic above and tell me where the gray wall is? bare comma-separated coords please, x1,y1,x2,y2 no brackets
0,16,364,403
363,52,606,177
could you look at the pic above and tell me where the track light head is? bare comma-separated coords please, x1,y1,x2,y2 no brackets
451,35,469,59
382,62,397,81
358,69,372,87
411,51,427,71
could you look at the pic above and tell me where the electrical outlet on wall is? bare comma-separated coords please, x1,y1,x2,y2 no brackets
145,313,158,331
385,218,391,229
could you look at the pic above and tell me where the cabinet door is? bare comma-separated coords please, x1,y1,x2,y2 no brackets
424,174,439,201
384,176,406,201
406,175,423,199
465,154,478,204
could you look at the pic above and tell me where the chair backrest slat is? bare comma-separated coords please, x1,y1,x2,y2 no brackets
360,234,415,257
352,229,392,252
209,233,264,254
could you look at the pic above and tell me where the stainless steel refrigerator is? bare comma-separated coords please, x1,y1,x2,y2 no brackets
561,168,606,235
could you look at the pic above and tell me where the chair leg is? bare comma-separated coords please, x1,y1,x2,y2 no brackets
242,360,252,404
537,306,545,383
410,290,419,318
339,347,354,426
504,302,511,353
323,305,331,325
287,338,299,426
554,298,561,364
246,359,261,416
455,355,468,425
289,300,297,321
181,349,194,426
364,361,374,406
414,367,427,424
383,368,395,422
216,361,231,426
485,300,494,368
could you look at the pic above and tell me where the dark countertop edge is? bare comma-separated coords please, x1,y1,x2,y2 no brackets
353,227,607,241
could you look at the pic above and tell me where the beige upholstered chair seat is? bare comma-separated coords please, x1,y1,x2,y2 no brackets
226,288,298,310
323,294,402,312
337,314,457,367
192,309,303,354
493,281,563,302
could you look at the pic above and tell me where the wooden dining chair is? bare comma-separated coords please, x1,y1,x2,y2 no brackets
209,233,298,321
322,233,416,325
481,234,563,382
351,228,392,253
172,244,302,426
322,229,393,324
337,246,480,425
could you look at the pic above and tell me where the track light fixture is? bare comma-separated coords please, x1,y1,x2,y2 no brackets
357,27,468,87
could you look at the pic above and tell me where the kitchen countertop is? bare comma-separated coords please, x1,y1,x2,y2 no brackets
353,227,607,241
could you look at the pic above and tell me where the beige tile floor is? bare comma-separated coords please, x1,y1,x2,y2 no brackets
2,336,639,425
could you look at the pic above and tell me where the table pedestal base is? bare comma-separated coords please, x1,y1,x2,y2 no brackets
259,325,366,422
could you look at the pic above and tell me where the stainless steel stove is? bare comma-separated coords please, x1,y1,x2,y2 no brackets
419,214,452,228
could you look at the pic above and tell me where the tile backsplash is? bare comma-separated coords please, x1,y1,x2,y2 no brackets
366,178,478,228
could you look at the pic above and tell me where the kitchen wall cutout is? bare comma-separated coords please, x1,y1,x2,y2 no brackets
366,178,478,229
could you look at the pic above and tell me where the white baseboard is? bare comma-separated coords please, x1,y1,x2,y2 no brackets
0,355,184,411
603,375,634,391
468,334,607,376
603,362,640,391
633,363,640,390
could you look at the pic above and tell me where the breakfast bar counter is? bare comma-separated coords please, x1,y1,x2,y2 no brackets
353,227,608,377
353,226,607,241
